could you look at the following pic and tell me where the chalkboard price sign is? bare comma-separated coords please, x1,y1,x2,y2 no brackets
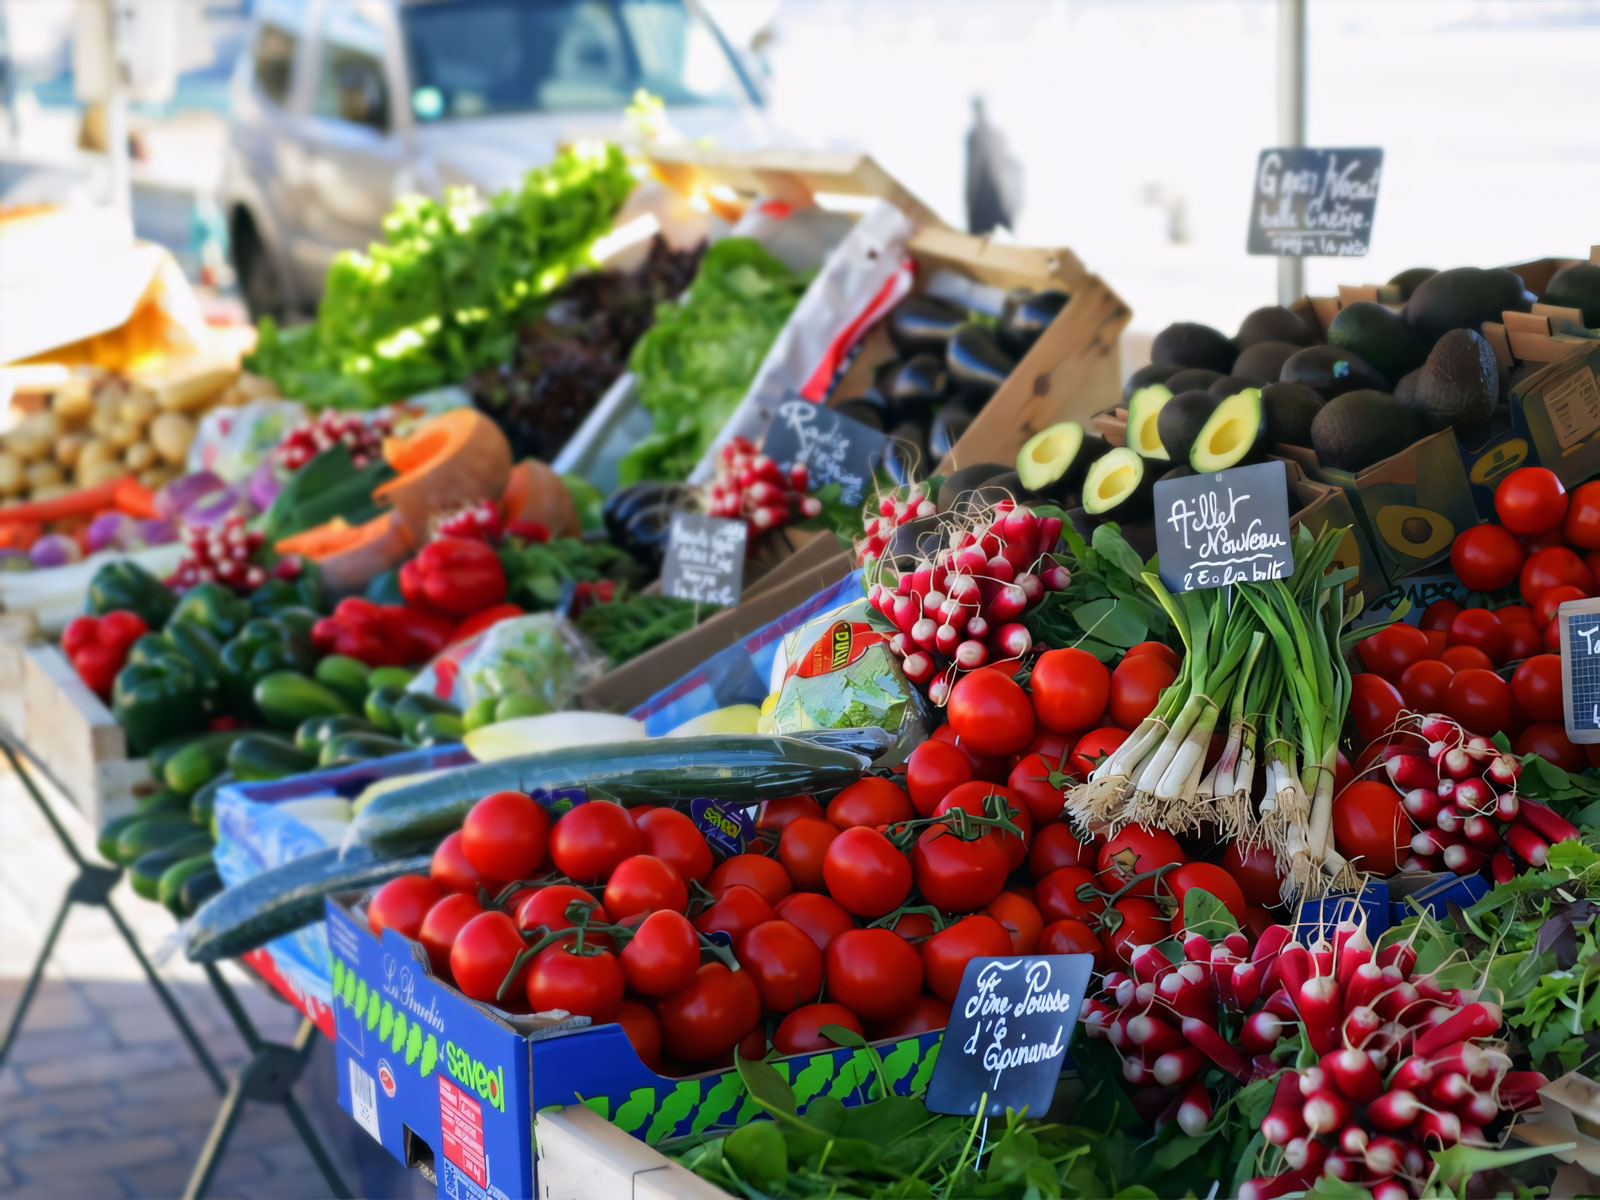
924,954,1093,1118
1557,597,1600,743
760,395,888,508
1154,461,1296,593
660,513,747,607
1247,147,1383,258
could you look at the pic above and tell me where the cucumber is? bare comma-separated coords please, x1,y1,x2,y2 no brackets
363,685,407,734
253,671,352,729
226,733,317,782
320,732,410,766
367,667,415,691
149,732,208,782
189,771,234,827
393,693,459,742
314,655,372,706
163,730,250,795
353,734,876,854
115,815,203,866
130,834,213,900
184,845,433,963
411,712,464,746
295,714,379,756
463,696,498,732
158,852,217,914
98,813,141,861
176,865,224,917
135,788,189,816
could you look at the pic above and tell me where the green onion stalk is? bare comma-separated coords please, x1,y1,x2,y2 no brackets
1199,633,1270,839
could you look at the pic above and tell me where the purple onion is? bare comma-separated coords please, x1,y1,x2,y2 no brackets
88,512,137,553
136,517,177,546
248,460,284,512
155,470,227,519
184,483,254,529
29,534,82,569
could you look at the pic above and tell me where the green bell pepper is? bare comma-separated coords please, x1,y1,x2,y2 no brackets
168,583,252,643
163,621,226,700
248,570,325,619
272,606,319,643
220,619,313,709
87,561,176,629
124,633,172,668
112,655,210,754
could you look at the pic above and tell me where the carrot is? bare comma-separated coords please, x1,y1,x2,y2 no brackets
112,475,160,520
0,477,129,524
0,521,41,550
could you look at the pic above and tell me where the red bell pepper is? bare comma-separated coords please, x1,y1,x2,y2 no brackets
399,537,507,619
62,610,148,698
450,603,523,644
311,598,410,668
384,605,457,660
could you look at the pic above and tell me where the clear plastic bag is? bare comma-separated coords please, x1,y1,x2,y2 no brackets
407,613,607,712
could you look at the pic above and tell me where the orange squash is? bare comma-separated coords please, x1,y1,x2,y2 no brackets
275,511,414,596
373,409,512,535
501,459,580,539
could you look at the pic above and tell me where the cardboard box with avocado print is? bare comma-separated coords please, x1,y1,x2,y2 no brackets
1511,343,1600,491
327,894,941,1200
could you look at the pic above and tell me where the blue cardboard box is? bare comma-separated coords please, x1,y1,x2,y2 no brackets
1294,877,1390,942
1388,871,1491,924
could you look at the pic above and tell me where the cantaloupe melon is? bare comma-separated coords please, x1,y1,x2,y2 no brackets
500,459,580,539
374,409,511,536
275,511,414,596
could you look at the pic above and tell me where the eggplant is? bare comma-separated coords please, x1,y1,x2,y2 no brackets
882,421,929,487
997,288,1069,356
603,481,689,539
886,294,968,357
928,404,972,460
881,354,949,418
937,462,1008,511
833,396,890,431
946,323,1016,404
619,501,680,566
881,515,943,573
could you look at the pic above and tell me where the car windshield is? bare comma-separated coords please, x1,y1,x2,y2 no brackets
401,0,754,122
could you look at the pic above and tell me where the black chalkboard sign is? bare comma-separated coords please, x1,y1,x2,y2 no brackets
1247,147,1383,258
761,395,888,508
1558,597,1600,743
924,954,1093,1118
1154,461,1296,593
660,513,746,607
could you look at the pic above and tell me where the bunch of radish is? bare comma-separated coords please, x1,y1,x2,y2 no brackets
275,407,393,471
167,514,267,594
864,499,1069,701
1382,713,1580,878
706,436,822,533
855,485,941,567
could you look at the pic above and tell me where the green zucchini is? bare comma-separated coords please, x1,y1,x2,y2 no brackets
115,815,203,866
148,732,207,781
410,712,464,746
295,713,379,756
135,788,189,816
320,731,411,766
314,655,372,706
189,771,234,827
367,666,415,691
393,693,459,742
98,813,141,862
353,734,875,854
226,733,317,782
184,845,433,963
253,671,352,729
158,852,217,914
163,730,250,795
130,834,213,900
176,864,224,917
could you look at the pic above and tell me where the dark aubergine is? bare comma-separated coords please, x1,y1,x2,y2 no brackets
881,354,949,417
929,404,972,460
603,481,690,540
882,421,929,487
886,294,969,357
618,501,680,565
997,288,1069,356
832,396,890,431
946,323,1016,404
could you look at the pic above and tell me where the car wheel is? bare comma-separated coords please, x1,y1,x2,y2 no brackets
232,214,287,323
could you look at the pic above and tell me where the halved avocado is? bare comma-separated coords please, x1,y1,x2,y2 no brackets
1015,421,1108,500
1156,390,1220,462
1122,362,1182,404
1124,386,1173,461
1081,447,1154,519
1190,388,1268,474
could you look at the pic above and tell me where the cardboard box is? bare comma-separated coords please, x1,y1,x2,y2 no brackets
1531,1072,1600,1175
1351,568,1469,632
1456,407,1536,518
1511,342,1600,490
1486,246,1599,366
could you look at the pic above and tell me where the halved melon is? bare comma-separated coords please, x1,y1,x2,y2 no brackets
275,511,414,596
374,409,512,535
501,459,580,539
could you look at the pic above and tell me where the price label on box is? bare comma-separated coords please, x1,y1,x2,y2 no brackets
660,514,746,607
1558,597,1600,743
1154,461,1296,593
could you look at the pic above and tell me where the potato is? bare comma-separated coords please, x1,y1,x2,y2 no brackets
24,461,64,492
76,438,117,477
0,451,23,496
138,466,175,490
119,392,158,428
51,378,94,421
148,411,196,465
6,412,61,462
88,409,117,439
27,484,72,503
55,432,90,470
77,460,126,488
106,422,141,450
122,442,156,472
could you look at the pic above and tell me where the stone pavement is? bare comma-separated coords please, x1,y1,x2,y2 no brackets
0,770,430,1199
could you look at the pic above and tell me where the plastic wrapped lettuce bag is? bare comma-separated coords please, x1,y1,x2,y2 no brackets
407,613,605,712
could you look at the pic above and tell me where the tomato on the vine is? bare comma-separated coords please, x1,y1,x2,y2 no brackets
773,892,855,953
1028,822,1090,877
1039,918,1103,963
1028,648,1111,734
707,854,793,906
824,928,924,1022
1450,525,1525,594
921,915,1013,1002
934,781,1031,871
368,875,442,941
1512,653,1564,723
602,855,688,921
1222,842,1285,910
616,1000,661,1070
1165,863,1248,934
773,1003,863,1056
778,817,839,892
1123,641,1182,672
1349,673,1405,745
905,739,974,816
822,826,912,917
618,910,700,996
1102,897,1168,963
431,831,500,895
911,825,1010,912
1069,726,1129,777
985,890,1044,954
1495,466,1568,535
1398,659,1454,713
418,893,483,975
1520,546,1592,606
1108,655,1178,730
930,723,1009,781
549,801,641,884
461,791,550,883
1034,865,1106,923
866,994,951,1041
1515,722,1586,772
827,776,914,830
737,919,824,1013
888,910,935,941
1022,727,1075,766
1096,825,1184,895
515,884,608,942
527,944,625,1020
655,962,761,1062
946,668,1036,756
1446,667,1514,736
691,884,773,949
450,911,529,1004
1331,781,1408,876
1007,753,1073,826
635,808,713,884
755,795,827,833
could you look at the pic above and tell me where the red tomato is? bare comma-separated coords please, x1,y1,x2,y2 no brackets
905,740,974,816
1503,621,1544,663
461,791,550,883
1029,648,1112,734
368,875,442,941
515,884,608,941
934,781,1031,871
930,724,1009,781
778,817,840,892
619,910,700,996
603,855,688,921
1564,481,1600,550
826,777,914,830
1331,781,1408,875
1521,546,1592,606
1007,753,1073,826
824,928,924,1022
1399,659,1455,713
1029,822,1090,877
1419,600,1463,633
1097,825,1185,895
1515,722,1586,773
888,911,935,941
774,892,855,953
1103,897,1169,962
921,915,1013,1002
1546,617,1562,654
774,1003,864,1056
737,920,825,1013
985,891,1044,954
1039,919,1103,963
947,668,1036,756
707,854,793,906
1123,641,1183,672
1221,842,1285,909
1069,726,1129,777
418,893,483,975
1512,654,1564,723
635,808,714,884
1359,623,1431,682
1422,629,1449,657
912,825,1011,912
1450,525,1525,594
1496,466,1568,535
1349,674,1405,745
1034,865,1106,923
656,962,761,1062
866,994,951,1041
692,885,773,950
549,802,641,885
1447,667,1514,736
756,795,827,833
1447,608,1508,664
1165,862,1248,934
822,826,912,917
1333,749,1355,799
1523,528,1567,553
1022,727,1075,767
616,1000,661,1070
528,945,625,1020
1108,656,1178,730
450,911,529,1004
431,831,501,896
1497,604,1535,627
1439,645,1494,673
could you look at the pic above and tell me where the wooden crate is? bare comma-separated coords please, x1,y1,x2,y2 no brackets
534,1107,727,1200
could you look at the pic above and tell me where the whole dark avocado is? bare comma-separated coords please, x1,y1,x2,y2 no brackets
1232,339,1301,384
1280,345,1390,400
946,323,1016,403
1327,301,1426,383
1209,374,1261,397
1162,367,1224,394
1310,390,1424,472
1234,305,1314,349
1395,328,1499,431
1122,362,1182,404
886,294,968,357
1260,381,1325,448
1150,322,1235,373
1542,262,1600,327
1387,267,1437,301
1404,266,1532,342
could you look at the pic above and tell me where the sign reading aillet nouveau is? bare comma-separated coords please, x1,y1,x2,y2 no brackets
1248,147,1383,257
1155,461,1296,593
